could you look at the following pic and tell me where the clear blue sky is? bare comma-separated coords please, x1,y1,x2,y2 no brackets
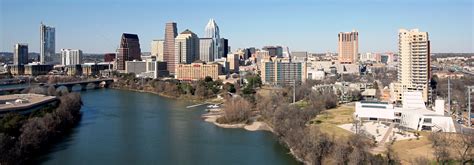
1,0,472,54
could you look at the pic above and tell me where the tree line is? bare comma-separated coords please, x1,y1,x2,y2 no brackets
0,91,83,164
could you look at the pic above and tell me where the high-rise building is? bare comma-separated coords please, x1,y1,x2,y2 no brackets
338,30,359,64
175,29,199,64
116,48,129,70
14,43,28,65
164,22,178,74
227,53,239,73
199,38,214,62
61,49,83,65
261,59,307,86
151,40,164,61
120,33,141,61
40,23,55,64
218,38,229,58
205,19,220,60
394,29,431,103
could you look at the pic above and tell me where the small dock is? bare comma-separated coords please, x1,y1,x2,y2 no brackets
186,103,209,109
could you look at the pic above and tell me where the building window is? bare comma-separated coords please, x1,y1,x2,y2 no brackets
423,118,432,124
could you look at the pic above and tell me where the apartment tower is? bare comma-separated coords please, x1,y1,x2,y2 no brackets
338,30,358,64
394,29,430,103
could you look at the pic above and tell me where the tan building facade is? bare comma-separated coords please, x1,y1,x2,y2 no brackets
393,29,430,103
176,62,223,81
338,31,359,64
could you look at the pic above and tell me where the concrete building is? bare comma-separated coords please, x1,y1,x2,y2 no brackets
227,53,239,73
65,65,83,76
164,22,178,75
175,29,199,64
263,46,283,57
0,94,58,117
291,51,308,62
40,23,55,65
261,59,306,86
175,61,223,81
307,68,325,80
104,53,116,62
61,49,83,65
338,30,358,64
8,65,25,75
116,48,129,70
14,43,28,65
199,38,214,62
125,60,167,79
24,64,53,76
151,40,164,61
393,29,430,103
355,92,455,132
82,63,110,76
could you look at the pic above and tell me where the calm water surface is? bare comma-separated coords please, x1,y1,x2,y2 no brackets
35,89,298,165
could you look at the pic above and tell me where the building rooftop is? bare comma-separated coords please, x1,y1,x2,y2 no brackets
122,33,139,39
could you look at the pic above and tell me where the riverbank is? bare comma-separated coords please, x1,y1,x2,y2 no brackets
201,111,272,132
111,86,224,104
0,93,83,164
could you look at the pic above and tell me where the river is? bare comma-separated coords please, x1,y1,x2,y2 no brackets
34,89,299,164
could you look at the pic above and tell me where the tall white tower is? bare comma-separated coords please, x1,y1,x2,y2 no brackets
204,19,220,60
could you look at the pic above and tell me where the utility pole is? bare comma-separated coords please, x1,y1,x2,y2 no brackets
448,77,451,115
293,80,296,103
468,86,473,128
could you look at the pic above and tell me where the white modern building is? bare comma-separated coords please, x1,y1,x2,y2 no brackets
355,92,455,132
61,49,83,65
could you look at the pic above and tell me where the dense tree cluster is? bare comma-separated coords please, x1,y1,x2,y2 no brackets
216,97,252,124
0,93,82,164
428,132,474,164
256,89,394,164
113,74,235,99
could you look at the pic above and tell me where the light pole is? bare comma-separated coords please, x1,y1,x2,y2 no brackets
468,86,473,128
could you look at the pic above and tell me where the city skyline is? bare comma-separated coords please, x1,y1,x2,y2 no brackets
1,0,473,54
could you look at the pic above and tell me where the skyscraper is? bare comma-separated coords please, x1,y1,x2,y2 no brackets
175,29,199,64
61,49,83,65
151,40,164,61
120,33,141,61
199,38,214,62
164,22,178,74
14,43,28,65
116,48,129,70
218,38,229,58
40,23,55,64
394,29,431,103
338,30,359,64
205,19,220,60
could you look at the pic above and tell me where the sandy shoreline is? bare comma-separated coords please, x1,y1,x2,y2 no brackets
202,112,272,132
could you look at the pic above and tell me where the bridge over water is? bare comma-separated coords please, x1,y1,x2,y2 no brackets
0,79,114,95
